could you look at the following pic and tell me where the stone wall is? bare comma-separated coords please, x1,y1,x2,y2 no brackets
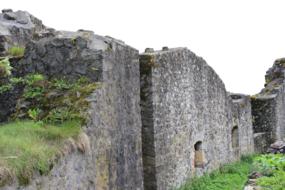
230,94,254,157
1,25,143,189
0,9,50,55
0,8,279,190
252,58,285,153
140,48,254,190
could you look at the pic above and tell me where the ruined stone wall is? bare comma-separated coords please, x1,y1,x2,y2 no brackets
140,48,254,190
0,9,50,55
230,94,254,157
2,29,143,190
0,9,262,190
252,58,285,153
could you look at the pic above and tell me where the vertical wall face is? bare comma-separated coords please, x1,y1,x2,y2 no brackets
140,54,157,190
140,48,254,190
252,58,285,153
230,95,254,157
89,42,143,189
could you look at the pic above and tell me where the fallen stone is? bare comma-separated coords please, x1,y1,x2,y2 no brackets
267,140,285,154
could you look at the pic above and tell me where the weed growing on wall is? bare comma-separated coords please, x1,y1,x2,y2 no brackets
0,58,12,77
8,46,25,57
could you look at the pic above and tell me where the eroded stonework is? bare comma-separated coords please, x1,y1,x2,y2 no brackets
0,9,284,190
140,48,254,190
252,58,285,153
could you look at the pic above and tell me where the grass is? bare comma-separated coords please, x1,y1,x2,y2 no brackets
178,156,254,190
8,46,25,57
0,120,81,185
178,154,285,190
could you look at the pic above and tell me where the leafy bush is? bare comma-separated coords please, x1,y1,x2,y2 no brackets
8,46,25,57
253,154,285,176
27,108,41,121
254,154,285,190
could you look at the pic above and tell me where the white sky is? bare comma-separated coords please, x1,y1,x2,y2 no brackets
2,0,285,95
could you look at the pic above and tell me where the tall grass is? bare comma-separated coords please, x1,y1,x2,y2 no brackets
8,46,25,57
0,120,80,185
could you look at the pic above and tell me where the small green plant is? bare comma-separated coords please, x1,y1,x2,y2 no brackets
0,58,12,77
52,79,72,90
23,74,46,99
10,77,25,84
44,107,80,124
0,77,25,94
28,108,41,121
25,74,45,86
8,46,25,57
0,84,12,94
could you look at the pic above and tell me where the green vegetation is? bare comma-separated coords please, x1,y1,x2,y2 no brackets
178,155,253,190
0,58,12,77
0,120,81,185
254,154,285,189
0,70,98,186
8,46,25,57
178,154,285,190
6,74,99,124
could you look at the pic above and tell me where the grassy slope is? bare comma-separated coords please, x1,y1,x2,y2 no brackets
0,120,81,185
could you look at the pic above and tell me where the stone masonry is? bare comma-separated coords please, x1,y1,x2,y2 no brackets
0,9,284,190
1,10,143,190
140,48,254,190
252,58,285,153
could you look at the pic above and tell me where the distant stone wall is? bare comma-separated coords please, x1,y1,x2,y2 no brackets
252,58,285,153
140,48,254,190
230,94,254,157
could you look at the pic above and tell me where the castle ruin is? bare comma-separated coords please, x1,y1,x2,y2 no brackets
0,9,284,190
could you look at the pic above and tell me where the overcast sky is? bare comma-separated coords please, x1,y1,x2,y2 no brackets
2,0,285,95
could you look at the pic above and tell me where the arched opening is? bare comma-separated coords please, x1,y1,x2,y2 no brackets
231,126,239,149
194,141,204,168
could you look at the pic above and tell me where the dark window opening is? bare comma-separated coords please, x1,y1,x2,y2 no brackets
194,141,204,168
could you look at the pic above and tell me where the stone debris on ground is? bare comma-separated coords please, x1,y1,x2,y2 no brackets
267,140,285,154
